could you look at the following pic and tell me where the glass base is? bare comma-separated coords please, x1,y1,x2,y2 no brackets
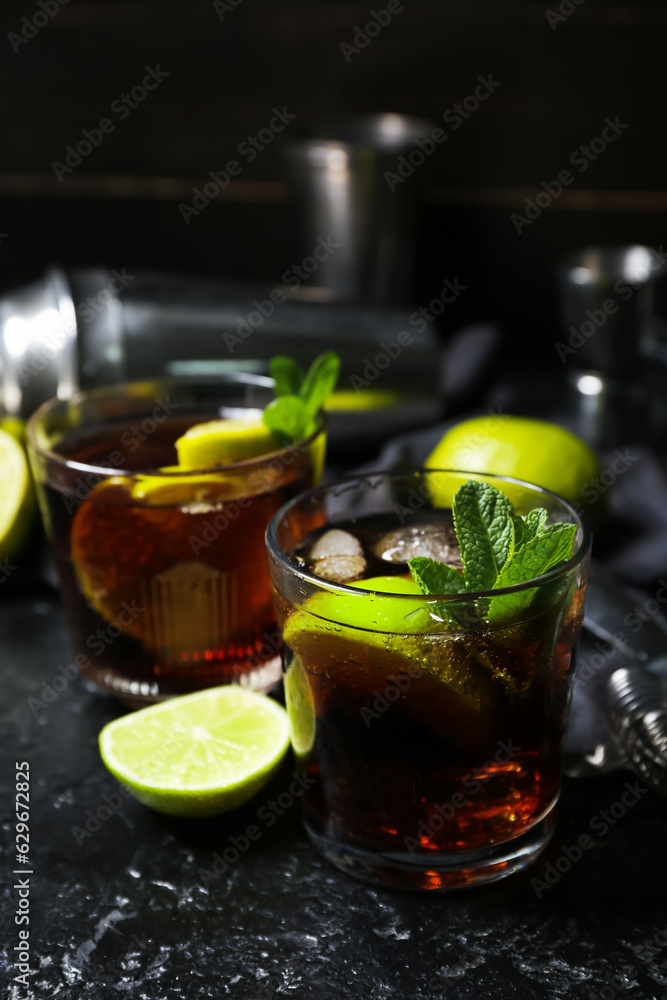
87,655,282,708
304,801,557,892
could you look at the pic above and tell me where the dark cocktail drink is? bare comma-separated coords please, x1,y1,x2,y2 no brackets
28,376,325,705
267,471,590,890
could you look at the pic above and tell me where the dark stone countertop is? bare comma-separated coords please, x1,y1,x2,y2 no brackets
2,585,667,1000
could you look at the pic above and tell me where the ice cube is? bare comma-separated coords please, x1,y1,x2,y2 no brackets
374,523,462,568
310,528,363,560
311,554,367,583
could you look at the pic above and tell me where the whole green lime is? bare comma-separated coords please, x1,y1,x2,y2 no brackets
426,415,600,508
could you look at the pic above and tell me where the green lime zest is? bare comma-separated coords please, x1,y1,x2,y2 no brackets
263,351,340,444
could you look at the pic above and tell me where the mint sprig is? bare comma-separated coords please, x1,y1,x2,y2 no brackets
408,480,577,621
263,351,340,443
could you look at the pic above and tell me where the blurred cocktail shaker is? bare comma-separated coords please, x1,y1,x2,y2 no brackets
0,267,441,444
284,114,434,304
557,245,667,447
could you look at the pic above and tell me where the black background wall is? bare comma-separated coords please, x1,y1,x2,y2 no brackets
1,0,665,360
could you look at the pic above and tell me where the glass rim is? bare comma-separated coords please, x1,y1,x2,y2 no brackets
26,373,326,478
266,468,591,602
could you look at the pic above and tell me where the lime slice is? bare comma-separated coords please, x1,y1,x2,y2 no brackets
282,575,440,686
95,470,233,507
282,589,495,745
99,687,290,817
293,575,432,635
0,428,35,563
129,469,227,505
284,656,316,756
176,418,279,470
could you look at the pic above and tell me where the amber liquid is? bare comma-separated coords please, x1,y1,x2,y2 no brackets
46,415,319,704
276,513,584,886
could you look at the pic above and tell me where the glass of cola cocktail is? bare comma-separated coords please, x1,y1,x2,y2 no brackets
27,376,325,706
266,470,590,891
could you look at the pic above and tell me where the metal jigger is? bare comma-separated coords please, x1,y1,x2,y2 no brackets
557,245,667,448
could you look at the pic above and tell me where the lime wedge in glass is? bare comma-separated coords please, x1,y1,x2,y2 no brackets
129,468,225,505
284,655,316,756
99,687,289,817
282,577,497,725
175,418,279,470
0,427,34,563
288,575,431,636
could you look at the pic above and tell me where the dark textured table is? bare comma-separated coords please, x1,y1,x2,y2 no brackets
2,579,667,1000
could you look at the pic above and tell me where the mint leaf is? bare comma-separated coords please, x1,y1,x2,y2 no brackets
270,356,305,397
408,556,468,596
452,481,514,591
511,513,525,553
523,507,548,541
495,523,576,589
299,351,340,415
262,396,314,443
408,556,471,628
264,351,340,442
489,523,577,619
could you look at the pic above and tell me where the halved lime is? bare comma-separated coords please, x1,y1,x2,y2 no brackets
0,428,35,563
175,418,279,470
99,687,290,817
